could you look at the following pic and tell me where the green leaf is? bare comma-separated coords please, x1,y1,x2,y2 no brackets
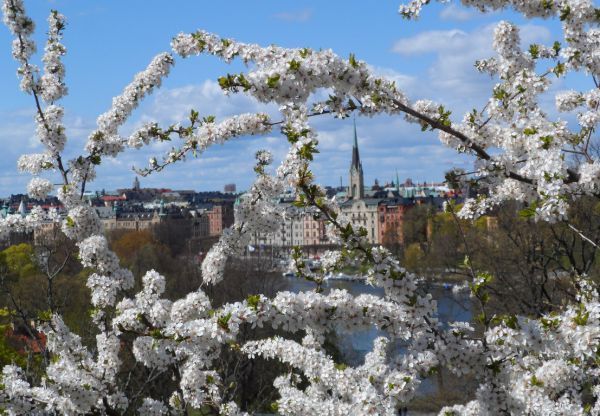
437,105,452,127
493,87,508,101
540,135,553,149
552,41,561,55
553,62,566,77
191,32,207,51
288,59,301,71
529,44,539,59
573,303,589,326
540,317,560,330
246,294,261,311
236,74,251,91
530,375,544,387
267,74,280,88
370,93,382,107
218,75,232,90
299,48,311,59
38,309,52,321
190,109,199,123
217,312,232,331
150,329,163,339
486,359,502,375
65,216,75,228
519,200,539,218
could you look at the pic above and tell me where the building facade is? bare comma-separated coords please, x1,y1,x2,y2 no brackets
249,198,331,251
207,204,234,236
378,198,414,244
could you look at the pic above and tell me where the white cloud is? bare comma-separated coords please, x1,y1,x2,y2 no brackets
393,29,470,55
142,80,277,125
391,23,552,112
439,4,478,22
368,65,417,92
273,9,312,23
392,23,550,56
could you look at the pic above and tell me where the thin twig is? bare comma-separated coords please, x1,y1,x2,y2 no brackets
567,223,599,250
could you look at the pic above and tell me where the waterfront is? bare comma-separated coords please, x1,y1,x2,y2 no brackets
283,275,473,396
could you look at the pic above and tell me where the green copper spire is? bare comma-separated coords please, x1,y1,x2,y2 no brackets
159,199,166,217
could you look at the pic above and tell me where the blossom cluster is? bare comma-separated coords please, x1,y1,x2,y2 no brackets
87,52,175,158
2,0,37,93
39,9,67,102
26,176,53,200
171,30,409,114
134,112,272,175
0,205,47,240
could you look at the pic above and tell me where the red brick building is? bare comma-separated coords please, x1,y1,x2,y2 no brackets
303,215,328,246
378,198,414,245
207,204,234,236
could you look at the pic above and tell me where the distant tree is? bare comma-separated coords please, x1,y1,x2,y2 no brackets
152,220,192,257
401,204,434,247
402,242,425,272
110,229,157,264
0,243,36,280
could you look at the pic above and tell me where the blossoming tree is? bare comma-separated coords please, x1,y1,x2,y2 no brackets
2,0,600,414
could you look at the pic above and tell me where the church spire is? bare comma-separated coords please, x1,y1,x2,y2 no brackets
351,117,361,171
348,118,364,200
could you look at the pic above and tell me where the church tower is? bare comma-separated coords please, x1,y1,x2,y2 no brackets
348,119,364,199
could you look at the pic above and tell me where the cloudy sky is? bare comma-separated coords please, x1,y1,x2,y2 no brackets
0,1,573,195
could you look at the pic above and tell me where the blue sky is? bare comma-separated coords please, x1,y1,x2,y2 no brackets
0,1,577,195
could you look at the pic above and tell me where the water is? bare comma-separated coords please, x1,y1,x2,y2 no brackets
283,276,473,393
